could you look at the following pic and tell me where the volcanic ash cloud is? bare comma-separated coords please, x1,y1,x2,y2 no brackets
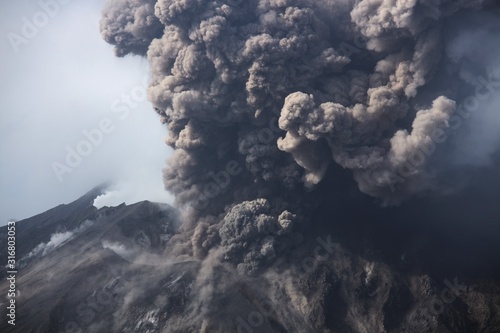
100,1,500,331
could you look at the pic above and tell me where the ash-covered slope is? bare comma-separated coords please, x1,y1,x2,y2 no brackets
0,186,499,333
0,187,179,333
0,185,104,278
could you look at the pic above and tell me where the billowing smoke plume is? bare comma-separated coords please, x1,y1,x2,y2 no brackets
100,0,164,56
100,0,500,331
17,220,94,269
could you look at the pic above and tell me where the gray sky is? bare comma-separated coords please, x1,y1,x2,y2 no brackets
0,0,173,225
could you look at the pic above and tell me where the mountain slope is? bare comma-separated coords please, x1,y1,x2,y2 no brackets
0,188,178,333
1,188,500,333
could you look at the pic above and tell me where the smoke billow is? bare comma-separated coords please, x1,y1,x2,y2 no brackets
100,0,164,57
17,220,94,268
100,0,500,331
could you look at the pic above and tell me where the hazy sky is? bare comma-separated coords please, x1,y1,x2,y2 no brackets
0,0,173,225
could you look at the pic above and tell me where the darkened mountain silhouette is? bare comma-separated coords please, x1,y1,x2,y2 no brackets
0,187,179,333
1,186,500,333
